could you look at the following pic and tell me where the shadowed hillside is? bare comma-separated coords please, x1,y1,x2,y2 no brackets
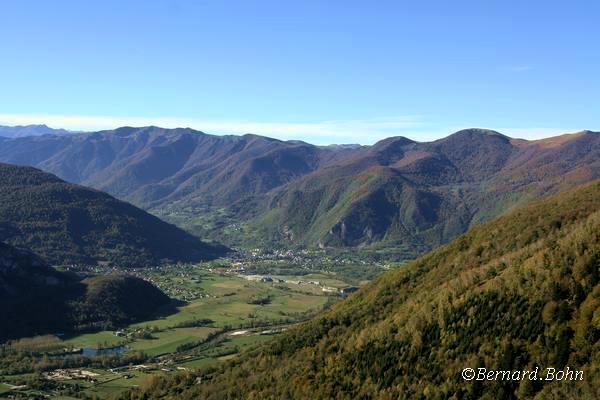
0,242,171,341
124,180,600,399
0,163,227,266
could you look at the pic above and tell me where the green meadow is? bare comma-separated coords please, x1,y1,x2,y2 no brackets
0,266,343,399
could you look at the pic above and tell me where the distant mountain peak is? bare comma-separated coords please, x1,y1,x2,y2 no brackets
578,129,596,135
372,135,415,146
446,127,508,138
0,124,71,138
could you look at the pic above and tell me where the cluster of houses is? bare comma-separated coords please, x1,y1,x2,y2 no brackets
45,369,99,381
236,273,360,297
239,274,280,283
108,363,189,374
322,286,359,297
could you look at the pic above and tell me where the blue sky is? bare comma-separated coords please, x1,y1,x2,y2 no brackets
0,0,598,144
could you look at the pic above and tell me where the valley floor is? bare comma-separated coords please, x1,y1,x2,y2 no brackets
0,250,384,399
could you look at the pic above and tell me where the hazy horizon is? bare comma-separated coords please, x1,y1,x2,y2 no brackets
0,121,596,146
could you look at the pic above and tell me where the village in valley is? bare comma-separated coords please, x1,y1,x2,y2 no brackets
0,248,382,399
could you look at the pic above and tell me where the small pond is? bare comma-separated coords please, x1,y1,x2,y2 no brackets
54,345,127,358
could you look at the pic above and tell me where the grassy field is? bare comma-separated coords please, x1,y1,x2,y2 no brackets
67,333,281,399
174,333,276,369
53,271,328,355
128,273,328,330
0,267,335,399
85,370,151,398
128,327,218,355
62,331,126,348
0,384,10,395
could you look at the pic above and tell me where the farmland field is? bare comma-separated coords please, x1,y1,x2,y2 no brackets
0,254,375,399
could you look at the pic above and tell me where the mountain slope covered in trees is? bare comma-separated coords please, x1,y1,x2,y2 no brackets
0,126,360,210
124,179,600,399
0,127,598,260
0,242,170,341
247,129,600,257
0,163,226,266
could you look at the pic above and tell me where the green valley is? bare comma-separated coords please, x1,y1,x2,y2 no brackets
0,252,369,399
122,180,600,400
1,4,598,398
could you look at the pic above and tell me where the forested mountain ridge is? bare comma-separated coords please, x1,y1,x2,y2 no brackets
0,242,170,341
0,127,598,260
0,126,361,209
123,179,600,399
0,163,227,266
252,129,600,256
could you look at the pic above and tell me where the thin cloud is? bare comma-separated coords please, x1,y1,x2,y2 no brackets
497,127,581,140
0,114,424,145
0,114,580,144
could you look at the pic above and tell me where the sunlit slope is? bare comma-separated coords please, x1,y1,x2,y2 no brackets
255,129,600,255
127,179,600,399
